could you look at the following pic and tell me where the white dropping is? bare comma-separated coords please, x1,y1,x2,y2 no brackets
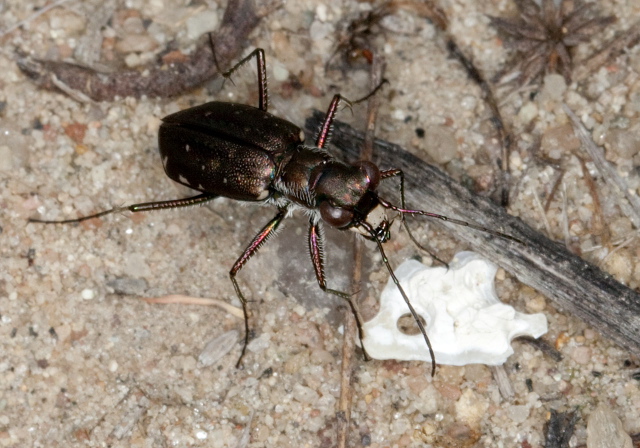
362,252,548,366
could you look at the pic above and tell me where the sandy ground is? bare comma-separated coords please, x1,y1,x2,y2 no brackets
1,0,639,446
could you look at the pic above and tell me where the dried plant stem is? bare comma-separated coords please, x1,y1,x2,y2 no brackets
337,54,385,448
563,103,640,228
447,40,512,206
576,155,610,247
574,21,640,83
17,0,274,101
491,365,514,400
544,170,565,213
0,0,74,38
143,295,244,318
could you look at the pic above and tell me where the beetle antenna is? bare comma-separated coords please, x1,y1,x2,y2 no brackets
378,198,525,245
360,221,437,376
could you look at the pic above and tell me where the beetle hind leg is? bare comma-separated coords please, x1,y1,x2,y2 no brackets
213,46,269,112
229,207,287,368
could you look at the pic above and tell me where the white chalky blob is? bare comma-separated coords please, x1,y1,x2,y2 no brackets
363,252,548,366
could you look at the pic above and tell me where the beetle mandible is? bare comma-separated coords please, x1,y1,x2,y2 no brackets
30,48,521,376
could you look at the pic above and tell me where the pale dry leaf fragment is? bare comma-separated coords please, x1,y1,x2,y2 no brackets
587,403,633,448
198,330,240,367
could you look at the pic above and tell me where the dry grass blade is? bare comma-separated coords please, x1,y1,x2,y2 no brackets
563,103,640,228
574,20,640,82
336,54,385,448
143,295,244,318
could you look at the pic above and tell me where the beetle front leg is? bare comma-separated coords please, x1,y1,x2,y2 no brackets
308,219,370,360
380,169,448,266
230,207,287,368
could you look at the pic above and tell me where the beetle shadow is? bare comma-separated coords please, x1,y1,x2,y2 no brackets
276,218,373,327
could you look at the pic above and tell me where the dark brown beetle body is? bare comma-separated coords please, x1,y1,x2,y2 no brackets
159,100,384,236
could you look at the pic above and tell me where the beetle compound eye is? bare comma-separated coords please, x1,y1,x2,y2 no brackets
319,201,354,228
355,161,380,190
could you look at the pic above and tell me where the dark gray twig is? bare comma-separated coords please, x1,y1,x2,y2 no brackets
544,409,579,448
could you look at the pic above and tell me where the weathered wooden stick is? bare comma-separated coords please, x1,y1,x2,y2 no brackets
305,111,640,359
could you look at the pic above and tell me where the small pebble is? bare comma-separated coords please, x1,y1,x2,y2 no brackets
571,346,592,365
555,332,570,350
587,403,633,448
422,125,457,164
518,102,538,122
81,289,95,300
198,330,239,367
604,128,640,160
603,249,633,284
507,404,530,424
186,10,219,40
271,62,289,82
541,123,581,158
584,329,597,340
115,34,158,54
540,74,567,102
526,294,546,313
455,389,489,427
292,384,319,404
609,217,633,240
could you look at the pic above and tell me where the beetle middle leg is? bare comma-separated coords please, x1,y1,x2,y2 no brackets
229,207,288,368
308,218,370,360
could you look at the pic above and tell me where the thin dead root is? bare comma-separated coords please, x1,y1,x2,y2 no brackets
143,295,244,319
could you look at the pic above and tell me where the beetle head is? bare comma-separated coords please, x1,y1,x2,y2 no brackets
315,161,395,242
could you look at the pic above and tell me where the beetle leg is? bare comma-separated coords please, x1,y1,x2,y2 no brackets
230,207,287,368
219,48,269,112
315,94,342,149
378,169,448,266
315,80,389,149
28,193,218,224
308,218,370,360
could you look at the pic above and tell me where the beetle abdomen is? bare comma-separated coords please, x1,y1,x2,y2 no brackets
159,124,276,201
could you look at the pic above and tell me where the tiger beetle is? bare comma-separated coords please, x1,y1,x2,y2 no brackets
30,48,522,376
